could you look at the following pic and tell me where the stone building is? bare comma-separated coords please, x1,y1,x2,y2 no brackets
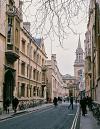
84,30,92,97
84,0,100,102
0,0,22,107
0,0,6,107
17,25,47,105
84,0,95,98
94,0,100,102
0,0,47,108
46,54,67,102
62,74,77,98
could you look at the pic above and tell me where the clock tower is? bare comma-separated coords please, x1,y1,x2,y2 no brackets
74,35,84,80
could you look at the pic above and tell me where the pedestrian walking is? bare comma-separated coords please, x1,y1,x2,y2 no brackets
53,97,58,107
80,97,87,116
68,96,73,110
4,98,10,114
12,97,19,113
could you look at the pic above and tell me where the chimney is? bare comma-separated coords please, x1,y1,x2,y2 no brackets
19,1,23,20
23,22,30,32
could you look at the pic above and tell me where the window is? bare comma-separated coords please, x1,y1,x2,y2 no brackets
40,72,41,82
27,44,29,56
37,70,39,81
27,65,29,77
42,58,44,66
28,45,32,58
76,54,78,60
21,61,25,75
33,50,36,61
22,39,25,53
29,66,32,79
15,28,18,46
42,72,45,82
21,83,25,97
27,84,29,97
37,87,39,96
79,54,80,61
7,16,13,43
33,69,36,80
30,46,32,58
42,86,44,97
37,54,39,63
40,55,41,64
78,69,82,76
30,85,32,97
17,82,20,97
33,86,36,96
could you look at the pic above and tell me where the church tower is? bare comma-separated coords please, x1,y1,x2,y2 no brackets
74,35,84,80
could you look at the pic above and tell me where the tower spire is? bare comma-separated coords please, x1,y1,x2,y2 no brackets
78,34,81,48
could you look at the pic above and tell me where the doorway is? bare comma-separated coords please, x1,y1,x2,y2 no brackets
3,70,14,107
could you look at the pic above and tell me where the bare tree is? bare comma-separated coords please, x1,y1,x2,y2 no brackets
22,0,89,46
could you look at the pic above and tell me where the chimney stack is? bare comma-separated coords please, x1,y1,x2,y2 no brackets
23,22,30,32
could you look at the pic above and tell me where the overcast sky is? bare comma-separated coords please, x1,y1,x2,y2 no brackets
44,27,87,76
22,0,89,76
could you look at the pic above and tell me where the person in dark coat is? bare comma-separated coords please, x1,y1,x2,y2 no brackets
12,97,19,113
68,96,73,110
53,97,58,107
87,96,93,111
4,98,10,114
80,97,87,116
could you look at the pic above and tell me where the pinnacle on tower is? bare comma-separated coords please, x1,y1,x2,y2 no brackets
78,34,81,48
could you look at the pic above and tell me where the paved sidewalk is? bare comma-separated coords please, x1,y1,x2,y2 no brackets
80,110,100,129
0,103,53,121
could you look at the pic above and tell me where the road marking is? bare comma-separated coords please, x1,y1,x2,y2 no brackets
68,114,75,116
71,106,80,129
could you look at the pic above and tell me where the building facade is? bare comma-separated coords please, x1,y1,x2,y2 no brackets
95,0,100,102
62,74,78,98
0,0,6,107
85,0,100,102
0,0,47,109
84,31,91,97
16,25,47,105
0,0,22,107
84,0,95,98
46,54,67,102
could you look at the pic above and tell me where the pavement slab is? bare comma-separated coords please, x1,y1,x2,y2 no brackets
80,111,100,129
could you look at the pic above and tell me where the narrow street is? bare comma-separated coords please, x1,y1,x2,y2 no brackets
1,0,100,129
0,103,77,129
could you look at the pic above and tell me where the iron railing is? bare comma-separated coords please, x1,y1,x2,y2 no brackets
18,99,46,110
92,101,100,124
